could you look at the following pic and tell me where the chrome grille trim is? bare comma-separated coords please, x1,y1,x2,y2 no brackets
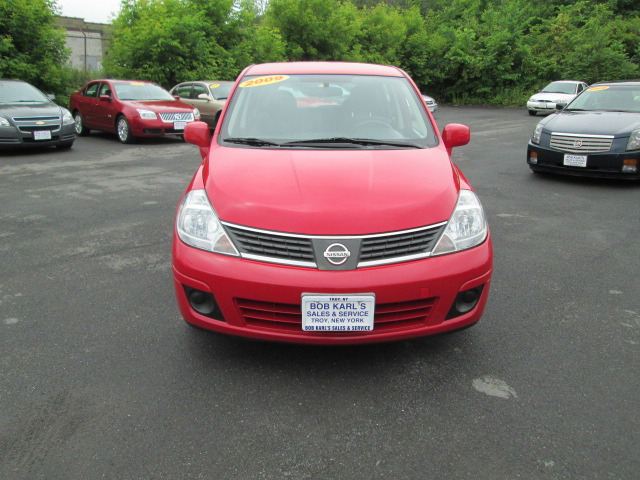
223,222,447,269
159,112,194,123
550,132,614,153
12,115,62,133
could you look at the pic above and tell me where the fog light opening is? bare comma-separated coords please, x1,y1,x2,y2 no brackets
446,286,484,320
184,286,223,319
622,159,637,173
529,152,538,164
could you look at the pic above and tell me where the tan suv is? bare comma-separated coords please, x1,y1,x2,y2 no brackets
170,81,234,128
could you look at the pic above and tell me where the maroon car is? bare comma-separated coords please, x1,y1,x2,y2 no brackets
69,80,200,143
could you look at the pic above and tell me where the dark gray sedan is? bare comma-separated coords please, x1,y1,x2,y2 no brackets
0,79,77,150
527,81,640,179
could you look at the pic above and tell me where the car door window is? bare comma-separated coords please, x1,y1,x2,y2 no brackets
84,83,100,97
191,84,209,100
174,84,192,98
98,83,112,98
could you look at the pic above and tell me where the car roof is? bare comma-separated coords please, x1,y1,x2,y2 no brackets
589,80,640,87
88,79,159,85
244,62,405,77
177,80,234,85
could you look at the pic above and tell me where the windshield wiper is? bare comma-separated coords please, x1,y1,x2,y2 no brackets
282,137,422,148
223,137,281,147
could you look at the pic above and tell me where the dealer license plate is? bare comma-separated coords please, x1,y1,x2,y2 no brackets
33,130,51,141
302,294,375,332
564,154,587,167
174,121,187,130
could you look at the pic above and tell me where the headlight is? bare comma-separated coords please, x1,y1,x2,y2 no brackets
176,189,239,256
193,108,201,120
532,122,543,144
0,116,10,127
432,190,488,256
554,98,565,104
137,109,157,120
528,97,535,102
62,109,74,125
626,128,640,151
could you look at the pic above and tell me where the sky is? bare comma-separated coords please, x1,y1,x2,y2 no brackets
55,0,122,24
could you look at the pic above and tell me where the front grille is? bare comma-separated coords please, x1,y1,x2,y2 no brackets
550,133,613,153
12,115,61,133
226,225,315,264
12,116,60,122
360,226,444,263
237,297,438,332
18,125,59,133
159,112,194,123
224,223,446,268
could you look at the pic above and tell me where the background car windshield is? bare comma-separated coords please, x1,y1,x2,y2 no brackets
221,74,436,147
114,83,174,101
567,85,640,112
211,84,232,100
0,82,49,103
541,82,576,94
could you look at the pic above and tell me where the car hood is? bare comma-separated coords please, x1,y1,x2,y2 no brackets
530,92,575,102
203,146,460,235
125,100,195,112
0,102,63,117
542,111,640,136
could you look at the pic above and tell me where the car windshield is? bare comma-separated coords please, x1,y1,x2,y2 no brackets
566,85,640,113
540,82,577,94
0,82,50,104
220,74,436,148
114,82,174,101
210,83,233,100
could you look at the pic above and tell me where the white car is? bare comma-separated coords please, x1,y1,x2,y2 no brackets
527,80,588,116
422,94,438,113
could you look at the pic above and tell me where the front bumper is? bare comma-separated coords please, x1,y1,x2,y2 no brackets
172,233,493,344
526,101,557,113
0,123,76,149
128,117,195,137
527,142,640,180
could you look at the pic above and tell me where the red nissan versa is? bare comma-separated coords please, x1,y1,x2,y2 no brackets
69,80,200,143
173,62,493,344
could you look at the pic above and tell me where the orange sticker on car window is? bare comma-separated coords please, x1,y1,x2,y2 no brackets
239,75,289,88
209,84,220,89
587,86,609,92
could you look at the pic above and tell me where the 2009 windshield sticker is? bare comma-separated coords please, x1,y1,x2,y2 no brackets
209,84,220,89
239,75,289,88
588,86,609,92
130,82,145,86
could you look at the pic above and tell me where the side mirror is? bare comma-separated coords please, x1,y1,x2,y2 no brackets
555,102,567,111
184,121,211,159
197,93,210,101
442,123,470,156
173,95,180,101
46,93,56,101
99,94,111,102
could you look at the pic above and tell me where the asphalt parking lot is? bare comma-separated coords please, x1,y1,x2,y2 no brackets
1,107,638,479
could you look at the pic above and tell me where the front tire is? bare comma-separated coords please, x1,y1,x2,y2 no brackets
73,112,89,136
56,141,74,150
116,116,135,144
528,110,537,116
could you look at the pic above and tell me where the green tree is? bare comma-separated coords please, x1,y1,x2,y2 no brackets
265,0,360,61
0,0,69,94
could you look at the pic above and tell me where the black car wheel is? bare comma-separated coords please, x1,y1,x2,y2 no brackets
116,116,135,144
528,110,537,116
74,112,89,136
56,141,74,150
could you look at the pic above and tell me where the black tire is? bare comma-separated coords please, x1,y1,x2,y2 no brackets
116,115,135,144
73,111,89,136
56,142,74,150
530,166,542,174
528,110,537,116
